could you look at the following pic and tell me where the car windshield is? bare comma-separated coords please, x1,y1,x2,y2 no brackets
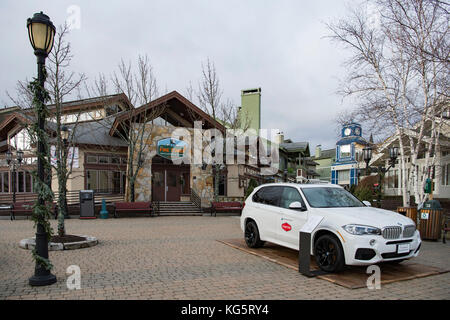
301,187,365,208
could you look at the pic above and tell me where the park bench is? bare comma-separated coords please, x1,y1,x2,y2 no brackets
11,202,34,220
210,201,243,217
11,201,57,220
113,201,154,218
443,212,450,243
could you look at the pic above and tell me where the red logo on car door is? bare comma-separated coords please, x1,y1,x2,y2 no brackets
282,223,292,232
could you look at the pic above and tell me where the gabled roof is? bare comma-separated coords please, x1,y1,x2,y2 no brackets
280,141,309,154
109,91,226,137
19,93,133,116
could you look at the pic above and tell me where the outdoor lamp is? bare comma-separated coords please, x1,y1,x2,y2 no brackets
6,150,12,164
17,150,24,164
27,12,55,56
61,125,69,143
27,11,57,287
389,146,399,162
363,146,372,164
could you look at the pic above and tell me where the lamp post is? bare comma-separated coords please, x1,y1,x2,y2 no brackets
363,146,399,208
6,150,24,203
61,125,70,218
27,11,57,286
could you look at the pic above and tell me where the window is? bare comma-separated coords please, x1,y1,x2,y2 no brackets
86,156,97,164
442,164,450,186
252,186,282,206
98,171,109,191
87,170,98,190
85,153,127,193
111,157,120,164
86,169,126,193
2,172,9,193
98,156,109,164
338,170,350,183
340,144,351,158
10,129,31,151
387,169,398,188
279,187,305,209
213,171,227,196
302,187,364,208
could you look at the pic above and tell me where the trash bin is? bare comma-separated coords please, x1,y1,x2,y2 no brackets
419,200,443,240
397,207,418,224
79,190,96,219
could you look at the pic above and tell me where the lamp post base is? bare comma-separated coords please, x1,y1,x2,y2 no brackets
29,273,57,286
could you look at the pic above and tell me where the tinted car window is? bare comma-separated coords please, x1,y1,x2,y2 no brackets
252,186,282,206
301,187,364,208
279,187,305,209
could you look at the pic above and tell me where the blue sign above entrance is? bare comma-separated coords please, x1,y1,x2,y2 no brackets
157,138,188,160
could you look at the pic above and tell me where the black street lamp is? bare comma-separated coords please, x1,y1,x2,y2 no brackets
27,11,57,287
6,149,24,203
61,125,70,218
362,146,399,208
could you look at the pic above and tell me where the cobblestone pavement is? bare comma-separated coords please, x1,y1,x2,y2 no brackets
0,216,449,300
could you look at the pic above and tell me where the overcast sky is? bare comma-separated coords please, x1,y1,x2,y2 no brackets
0,0,362,154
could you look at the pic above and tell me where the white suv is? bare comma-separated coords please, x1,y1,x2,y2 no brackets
240,183,421,272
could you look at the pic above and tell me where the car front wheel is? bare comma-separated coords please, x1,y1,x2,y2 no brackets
314,234,345,273
244,220,265,248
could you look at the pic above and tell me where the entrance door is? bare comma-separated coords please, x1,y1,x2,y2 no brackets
152,170,165,201
166,170,180,201
152,169,182,201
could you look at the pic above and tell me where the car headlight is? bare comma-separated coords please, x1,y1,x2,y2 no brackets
343,224,381,235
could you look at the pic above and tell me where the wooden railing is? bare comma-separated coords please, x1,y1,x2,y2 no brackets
0,189,124,206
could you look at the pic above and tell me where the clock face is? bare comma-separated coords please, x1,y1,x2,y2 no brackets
344,128,351,136
355,127,361,135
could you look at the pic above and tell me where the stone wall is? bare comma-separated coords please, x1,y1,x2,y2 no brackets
134,124,216,207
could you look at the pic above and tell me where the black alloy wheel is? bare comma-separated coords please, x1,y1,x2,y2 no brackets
314,234,345,272
244,220,264,248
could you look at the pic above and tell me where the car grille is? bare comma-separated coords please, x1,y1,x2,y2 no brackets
382,226,402,239
403,225,416,238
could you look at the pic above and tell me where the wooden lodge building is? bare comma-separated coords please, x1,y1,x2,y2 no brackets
0,90,283,212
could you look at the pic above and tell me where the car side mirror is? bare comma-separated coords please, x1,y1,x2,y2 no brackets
289,201,307,211
362,201,371,207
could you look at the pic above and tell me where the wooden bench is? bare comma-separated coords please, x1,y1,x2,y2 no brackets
210,201,243,217
443,212,450,243
113,201,153,218
11,202,57,220
11,202,34,220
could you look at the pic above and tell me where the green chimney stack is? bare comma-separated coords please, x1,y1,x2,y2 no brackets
240,88,261,133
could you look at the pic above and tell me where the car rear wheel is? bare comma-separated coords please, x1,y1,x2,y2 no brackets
314,234,345,272
244,220,265,248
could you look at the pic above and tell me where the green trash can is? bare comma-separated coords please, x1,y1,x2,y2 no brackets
419,200,443,240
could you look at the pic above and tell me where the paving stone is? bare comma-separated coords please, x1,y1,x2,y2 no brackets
0,216,449,300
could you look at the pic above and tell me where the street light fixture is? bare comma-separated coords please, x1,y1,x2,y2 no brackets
6,150,24,203
27,11,56,287
362,145,399,208
61,125,69,144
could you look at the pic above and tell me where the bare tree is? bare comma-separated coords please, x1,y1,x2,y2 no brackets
190,59,252,201
327,0,449,206
46,24,87,236
89,54,165,201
